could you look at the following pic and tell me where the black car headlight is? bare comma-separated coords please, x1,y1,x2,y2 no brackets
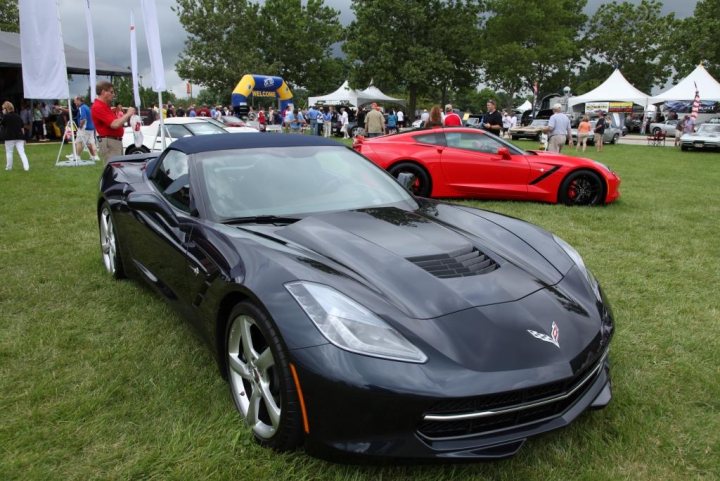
553,235,601,300
285,281,427,363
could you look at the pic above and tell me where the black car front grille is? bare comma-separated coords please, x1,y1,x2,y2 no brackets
407,246,498,279
417,351,607,440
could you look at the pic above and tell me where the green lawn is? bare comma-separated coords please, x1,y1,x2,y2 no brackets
0,141,718,481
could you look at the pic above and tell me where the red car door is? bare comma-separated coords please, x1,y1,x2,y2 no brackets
439,131,531,198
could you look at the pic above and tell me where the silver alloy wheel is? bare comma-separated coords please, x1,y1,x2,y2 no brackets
99,205,117,275
227,314,281,440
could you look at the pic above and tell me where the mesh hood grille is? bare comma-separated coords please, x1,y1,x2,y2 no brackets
407,246,499,278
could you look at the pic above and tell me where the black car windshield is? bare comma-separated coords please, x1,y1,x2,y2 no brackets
199,146,418,221
184,122,227,136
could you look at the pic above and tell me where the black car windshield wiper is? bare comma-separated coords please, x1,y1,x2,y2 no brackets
221,215,301,225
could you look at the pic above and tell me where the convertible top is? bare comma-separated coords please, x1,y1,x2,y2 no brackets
169,132,343,154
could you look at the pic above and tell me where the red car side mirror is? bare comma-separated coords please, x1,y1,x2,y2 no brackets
496,147,512,160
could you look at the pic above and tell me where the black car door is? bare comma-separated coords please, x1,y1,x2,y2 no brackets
130,149,195,305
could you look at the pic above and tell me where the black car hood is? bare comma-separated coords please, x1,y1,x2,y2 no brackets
241,204,572,320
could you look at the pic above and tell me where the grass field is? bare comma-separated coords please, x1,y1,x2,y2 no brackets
1,140,718,480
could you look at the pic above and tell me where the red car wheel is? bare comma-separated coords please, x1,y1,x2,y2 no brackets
389,162,431,197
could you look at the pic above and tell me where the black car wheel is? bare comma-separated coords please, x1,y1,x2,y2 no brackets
558,170,605,206
652,127,661,135
389,162,431,197
98,202,125,278
125,145,150,155
226,302,303,450
511,135,518,140
611,134,619,144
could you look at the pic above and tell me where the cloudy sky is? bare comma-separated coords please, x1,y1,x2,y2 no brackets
59,0,699,98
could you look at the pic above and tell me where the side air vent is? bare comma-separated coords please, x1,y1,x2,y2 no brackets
407,246,499,278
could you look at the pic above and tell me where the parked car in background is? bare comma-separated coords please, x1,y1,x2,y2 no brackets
217,115,248,127
199,117,258,133
679,122,720,151
354,126,621,206
649,119,680,136
509,119,548,140
571,121,622,145
121,117,228,154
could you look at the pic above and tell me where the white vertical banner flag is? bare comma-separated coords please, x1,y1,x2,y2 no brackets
141,0,166,92
130,11,141,108
19,0,69,99
83,0,97,101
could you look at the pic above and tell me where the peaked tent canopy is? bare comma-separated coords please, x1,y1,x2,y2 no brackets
356,85,405,107
516,100,532,112
568,69,650,108
308,80,360,107
649,64,720,103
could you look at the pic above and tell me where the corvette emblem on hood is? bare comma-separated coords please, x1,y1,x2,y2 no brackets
527,321,560,348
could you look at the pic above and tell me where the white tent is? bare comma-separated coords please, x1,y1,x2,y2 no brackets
356,85,405,106
649,64,720,103
308,80,360,107
568,69,650,108
515,100,532,112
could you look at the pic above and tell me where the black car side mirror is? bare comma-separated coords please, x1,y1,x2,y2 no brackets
127,192,179,227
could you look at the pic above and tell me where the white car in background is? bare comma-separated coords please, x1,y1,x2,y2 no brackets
649,119,680,137
122,117,229,154
679,123,720,151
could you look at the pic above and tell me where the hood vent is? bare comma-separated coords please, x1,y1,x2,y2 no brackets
407,246,499,279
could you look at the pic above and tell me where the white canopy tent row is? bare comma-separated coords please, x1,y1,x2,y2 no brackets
649,64,720,123
308,81,405,108
568,69,652,129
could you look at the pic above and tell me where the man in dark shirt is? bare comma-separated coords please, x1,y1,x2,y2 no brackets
482,100,503,137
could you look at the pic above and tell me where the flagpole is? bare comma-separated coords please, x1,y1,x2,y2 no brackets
83,0,97,102
158,91,166,149
141,0,166,150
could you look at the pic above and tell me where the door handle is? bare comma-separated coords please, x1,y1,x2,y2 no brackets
190,265,200,275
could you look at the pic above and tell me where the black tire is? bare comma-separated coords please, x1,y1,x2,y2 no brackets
225,302,303,451
652,127,661,135
511,135,518,140
98,202,126,278
681,145,688,151
611,134,619,144
388,162,432,197
558,169,605,206
125,145,150,155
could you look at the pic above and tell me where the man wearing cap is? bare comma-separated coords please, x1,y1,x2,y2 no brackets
443,104,462,127
545,103,573,153
91,80,135,163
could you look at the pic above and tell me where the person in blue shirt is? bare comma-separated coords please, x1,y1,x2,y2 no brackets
70,96,99,161
307,106,320,135
387,109,398,134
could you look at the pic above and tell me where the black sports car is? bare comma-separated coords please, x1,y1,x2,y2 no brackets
98,134,614,461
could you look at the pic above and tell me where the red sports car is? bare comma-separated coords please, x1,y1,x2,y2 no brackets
353,127,621,206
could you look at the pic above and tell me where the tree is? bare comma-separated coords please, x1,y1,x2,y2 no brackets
174,0,344,101
0,0,18,33
111,77,176,110
481,0,587,104
257,0,346,94
674,0,720,80
582,0,678,94
344,0,484,117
